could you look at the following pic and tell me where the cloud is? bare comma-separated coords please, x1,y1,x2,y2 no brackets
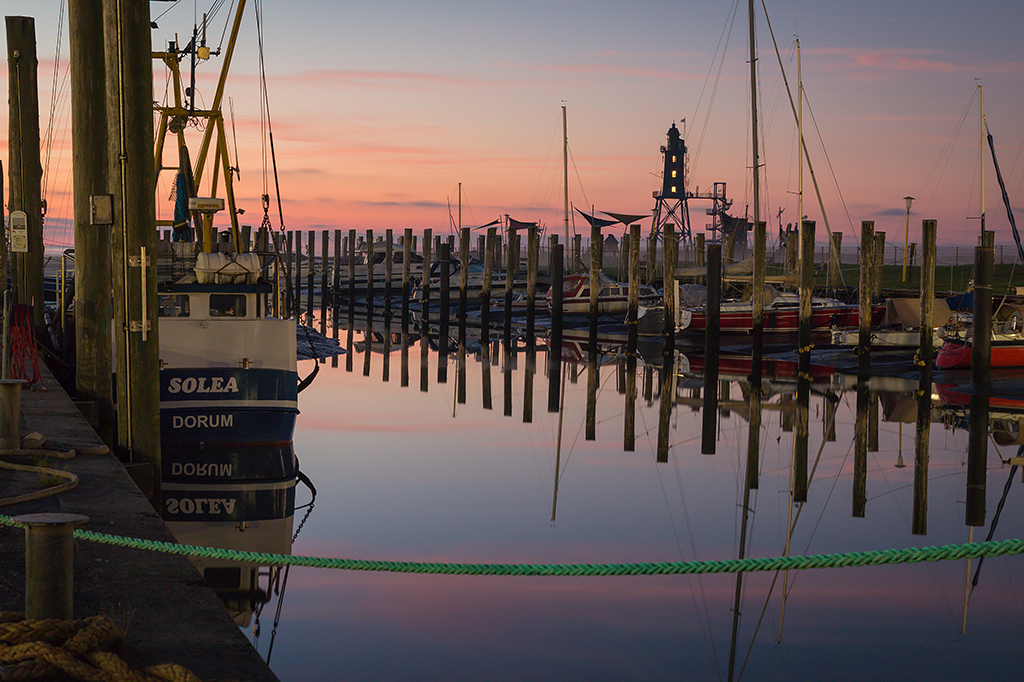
808,47,1024,77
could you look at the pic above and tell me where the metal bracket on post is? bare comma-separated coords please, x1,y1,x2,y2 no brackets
128,247,152,340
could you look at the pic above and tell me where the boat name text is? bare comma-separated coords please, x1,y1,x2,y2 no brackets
165,497,237,516
170,462,233,477
167,376,239,394
171,414,234,429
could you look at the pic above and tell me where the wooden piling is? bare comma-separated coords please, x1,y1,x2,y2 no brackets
320,231,328,333
69,0,114,445
701,243,721,455
966,231,994,526
438,243,450,384
101,1,160,496
858,221,874,369
548,243,564,414
624,224,640,452
481,227,495,348
873,231,886,299
365,231,374,358
419,229,432,392
6,16,46,329
402,228,412,331
294,231,303,319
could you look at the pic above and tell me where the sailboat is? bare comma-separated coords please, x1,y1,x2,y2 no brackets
935,87,1024,369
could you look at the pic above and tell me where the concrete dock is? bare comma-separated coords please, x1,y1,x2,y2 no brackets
0,359,279,681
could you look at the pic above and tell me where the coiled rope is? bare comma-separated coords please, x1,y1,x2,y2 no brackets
0,514,1020,577
0,613,211,682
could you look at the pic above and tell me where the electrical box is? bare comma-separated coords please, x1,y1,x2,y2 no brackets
10,210,28,253
90,194,114,225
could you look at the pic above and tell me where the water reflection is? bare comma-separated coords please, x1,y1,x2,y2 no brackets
238,304,1023,681
162,443,313,651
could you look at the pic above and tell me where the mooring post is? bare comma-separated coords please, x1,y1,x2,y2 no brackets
701,242,721,455
0,379,26,449
548,243,564,414
966,230,994,526
14,513,90,620
858,221,875,370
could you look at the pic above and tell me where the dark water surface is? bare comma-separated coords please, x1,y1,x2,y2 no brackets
221,321,1022,681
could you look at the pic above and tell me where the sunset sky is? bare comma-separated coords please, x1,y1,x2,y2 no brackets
4,0,1024,255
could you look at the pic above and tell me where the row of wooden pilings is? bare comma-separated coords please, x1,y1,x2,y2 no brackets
296,218,996,535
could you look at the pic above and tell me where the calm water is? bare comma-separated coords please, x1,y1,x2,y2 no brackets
192,314,1024,681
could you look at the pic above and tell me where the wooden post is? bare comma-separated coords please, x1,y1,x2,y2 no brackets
624,224,640,452
438,242,450,384
459,227,469,351
828,232,842,291
401,228,412,331
69,0,114,445
102,0,160,498
333,229,341,337
918,221,937,367
481,227,495,348
293,230,303,320
701,243,721,455
6,17,45,330
858,221,874,369
419,229,431,392
365,231,374,360
589,224,601,345
548,243,563,413
966,230,994,527
873,232,886,299
526,226,538,344
795,220,816,503
320,231,329,333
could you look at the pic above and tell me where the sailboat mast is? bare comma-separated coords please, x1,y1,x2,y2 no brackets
563,104,570,268
748,2,760,228
979,84,985,239
797,37,803,259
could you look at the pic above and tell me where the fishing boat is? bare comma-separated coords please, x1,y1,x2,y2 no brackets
151,3,300,499
547,272,660,315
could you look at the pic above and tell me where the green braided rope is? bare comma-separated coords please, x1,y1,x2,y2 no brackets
2,514,1021,577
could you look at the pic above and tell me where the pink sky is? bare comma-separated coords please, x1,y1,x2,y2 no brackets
4,1,1024,255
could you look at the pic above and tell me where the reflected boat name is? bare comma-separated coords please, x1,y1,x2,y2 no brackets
171,414,234,429
165,497,237,515
167,376,240,394
170,462,233,477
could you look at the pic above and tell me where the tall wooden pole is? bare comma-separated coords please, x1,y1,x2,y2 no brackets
70,0,115,445
103,0,160,499
6,16,45,329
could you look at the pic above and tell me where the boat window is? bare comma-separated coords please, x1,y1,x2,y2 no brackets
210,294,247,318
158,294,190,317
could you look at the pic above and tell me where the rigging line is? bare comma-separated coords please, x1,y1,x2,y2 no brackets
760,4,840,252
254,0,286,230
692,0,741,176
42,0,65,208
216,0,236,52
917,91,977,218
802,89,855,233
152,1,183,26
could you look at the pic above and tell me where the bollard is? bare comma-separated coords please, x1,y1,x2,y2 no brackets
0,378,27,449
13,513,90,620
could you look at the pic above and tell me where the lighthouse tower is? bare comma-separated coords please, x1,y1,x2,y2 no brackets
650,122,731,244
